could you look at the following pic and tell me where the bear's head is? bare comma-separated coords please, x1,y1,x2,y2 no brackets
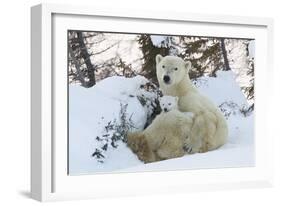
155,54,191,86
159,95,179,112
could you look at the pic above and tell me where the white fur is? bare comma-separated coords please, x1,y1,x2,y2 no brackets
159,95,179,112
127,108,194,163
156,54,228,153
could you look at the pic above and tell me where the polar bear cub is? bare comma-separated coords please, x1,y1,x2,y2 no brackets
127,96,194,163
160,95,194,118
160,95,179,113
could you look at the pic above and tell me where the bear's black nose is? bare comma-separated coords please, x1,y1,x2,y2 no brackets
163,75,170,83
164,108,168,112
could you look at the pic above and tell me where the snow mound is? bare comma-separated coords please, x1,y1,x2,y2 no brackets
93,75,149,100
196,70,248,105
69,75,158,174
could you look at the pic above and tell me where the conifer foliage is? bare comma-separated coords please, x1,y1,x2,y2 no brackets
137,34,170,85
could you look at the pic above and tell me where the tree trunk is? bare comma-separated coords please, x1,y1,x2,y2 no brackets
68,44,87,87
77,31,96,87
220,38,231,71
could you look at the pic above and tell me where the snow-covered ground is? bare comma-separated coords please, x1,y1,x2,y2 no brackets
69,71,254,175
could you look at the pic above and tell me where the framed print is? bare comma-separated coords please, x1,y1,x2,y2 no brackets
31,3,274,201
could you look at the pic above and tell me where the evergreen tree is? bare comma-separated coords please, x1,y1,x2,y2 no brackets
138,34,170,85
220,38,231,71
179,37,225,79
245,64,254,111
243,41,254,112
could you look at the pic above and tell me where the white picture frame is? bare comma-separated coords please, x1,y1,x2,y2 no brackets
31,3,274,202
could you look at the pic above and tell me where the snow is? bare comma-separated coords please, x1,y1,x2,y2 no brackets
150,35,167,47
69,76,152,174
196,70,248,105
69,71,254,175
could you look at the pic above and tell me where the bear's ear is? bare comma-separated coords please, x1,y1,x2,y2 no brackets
155,54,163,64
184,61,192,70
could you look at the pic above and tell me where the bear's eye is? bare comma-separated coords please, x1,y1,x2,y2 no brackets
162,65,165,68
168,103,171,106
174,67,178,71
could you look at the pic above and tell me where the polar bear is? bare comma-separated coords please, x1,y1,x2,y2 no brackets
155,54,228,153
160,95,180,112
127,96,194,163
